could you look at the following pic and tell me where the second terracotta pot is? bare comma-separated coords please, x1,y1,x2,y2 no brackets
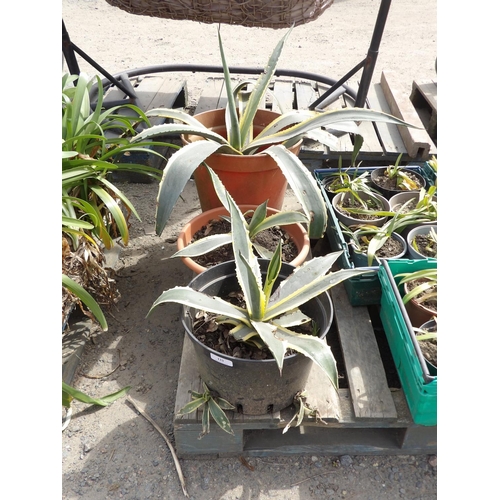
182,108,302,212
177,205,311,274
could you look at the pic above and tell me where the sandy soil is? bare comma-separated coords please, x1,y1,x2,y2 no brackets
62,1,438,498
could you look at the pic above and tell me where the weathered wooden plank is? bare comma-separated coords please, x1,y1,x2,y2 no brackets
331,285,398,420
195,77,226,113
380,70,436,159
367,82,407,156
271,80,294,113
411,80,437,114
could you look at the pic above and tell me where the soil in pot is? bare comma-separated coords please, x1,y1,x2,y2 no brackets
350,233,406,267
410,233,437,258
335,194,385,222
417,320,437,368
189,217,298,268
371,168,426,199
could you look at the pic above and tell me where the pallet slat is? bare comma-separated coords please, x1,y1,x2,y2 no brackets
380,70,436,159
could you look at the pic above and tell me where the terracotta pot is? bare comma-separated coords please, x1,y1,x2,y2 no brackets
403,280,437,327
182,108,302,212
177,205,311,274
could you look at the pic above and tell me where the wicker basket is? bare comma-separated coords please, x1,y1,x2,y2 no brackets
105,0,334,29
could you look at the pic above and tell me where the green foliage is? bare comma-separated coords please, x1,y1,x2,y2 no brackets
176,383,236,439
132,28,418,239
148,167,370,391
382,154,421,191
282,391,326,434
341,199,433,266
62,381,130,408
395,268,437,306
62,72,177,250
62,274,108,330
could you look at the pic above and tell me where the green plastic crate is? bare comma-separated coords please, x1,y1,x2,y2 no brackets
378,259,437,426
314,164,436,306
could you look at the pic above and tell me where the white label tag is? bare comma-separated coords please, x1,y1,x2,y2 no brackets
210,353,233,367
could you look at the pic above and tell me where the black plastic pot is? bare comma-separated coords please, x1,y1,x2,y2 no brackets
181,259,334,415
370,167,426,200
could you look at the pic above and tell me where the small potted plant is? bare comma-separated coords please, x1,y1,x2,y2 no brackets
414,318,437,371
370,154,426,199
131,27,418,240
147,167,370,417
396,268,437,327
174,201,311,274
407,225,437,260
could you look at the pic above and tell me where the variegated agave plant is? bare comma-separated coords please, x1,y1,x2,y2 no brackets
147,167,369,390
131,27,418,239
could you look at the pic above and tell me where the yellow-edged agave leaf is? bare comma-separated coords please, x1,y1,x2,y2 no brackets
273,325,338,388
207,398,235,436
249,210,310,234
262,146,327,239
264,254,368,320
172,234,232,258
147,286,249,323
154,141,222,235
272,309,311,328
176,395,207,416
251,320,287,374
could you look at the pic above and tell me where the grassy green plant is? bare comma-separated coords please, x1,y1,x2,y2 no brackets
381,153,421,191
396,268,437,306
147,167,370,392
62,72,177,250
341,200,433,265
411,226,437,257
131,27,418,239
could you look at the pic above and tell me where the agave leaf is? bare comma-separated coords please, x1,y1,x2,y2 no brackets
176,396,207,416
235,251,265,321
155,141,222,235
201,403,210,437
263,145,327,239
207,398,235,436
132,122,231,147
230,322,259,342
62,274,108,330
172,233,232,258
262,240,282,304
218,27,241,151
144,107,207,128
272,309,311,328
250,320,287,374
402,282,436,305
146,286,249,323
303,128,340,149
247,201,268,235
238,26,293,148
265,266,368,320
249,210,310,235
273,325,338,388
216,397,236,411
248,108,418,151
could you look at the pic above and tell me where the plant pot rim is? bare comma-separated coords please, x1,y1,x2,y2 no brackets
181,259,332,365
406,224,438,259
333,191,389,224
181,108,302,159
177,204,310,275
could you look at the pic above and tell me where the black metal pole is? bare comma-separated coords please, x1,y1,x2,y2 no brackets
354,0,392,107
62,20,80,76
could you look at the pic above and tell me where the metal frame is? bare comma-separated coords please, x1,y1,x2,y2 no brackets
62,0,392,110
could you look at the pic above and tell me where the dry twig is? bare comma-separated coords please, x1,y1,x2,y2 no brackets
127,395,189,497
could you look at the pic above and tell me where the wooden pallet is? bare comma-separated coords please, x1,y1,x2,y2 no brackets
100,71,436,169
173,285,437,458
410,79,437,145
